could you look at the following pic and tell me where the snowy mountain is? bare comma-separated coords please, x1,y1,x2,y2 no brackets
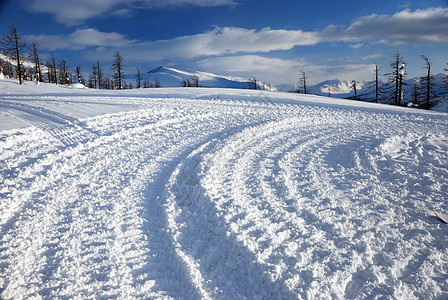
307,79,365,96
302,73,447,112
142,66,275,90
307,73,447,98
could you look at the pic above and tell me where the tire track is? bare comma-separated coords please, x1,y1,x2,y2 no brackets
195,109,448,298
0,101,97,146
0,97,288,299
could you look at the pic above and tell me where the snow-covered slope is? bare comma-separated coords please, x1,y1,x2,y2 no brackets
0,53,50,74
307,74,447,98
1,77,448,299
143,66,275,90
308,79,365,96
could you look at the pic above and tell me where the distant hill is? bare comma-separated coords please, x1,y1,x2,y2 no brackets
142,66,275,91
307,79,365,97
306,73,446,98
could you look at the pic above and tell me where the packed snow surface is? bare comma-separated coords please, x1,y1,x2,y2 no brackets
1,79,448,299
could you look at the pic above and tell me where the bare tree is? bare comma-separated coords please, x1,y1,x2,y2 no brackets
1,24,26,84
111,51,124,90
75,66,84,84
58,59,69,85
444,63,448,88
50,53,57,84
190,75,199,87
96,61,103,89
374,64,380,103
181,78,189,87
420,55,437,110
91,63,98,88
350,80,358,100
0,59,5,77
298,69,308,94
29,41,42,84
249,77,257,90
411,81,420,107
154,78,161,88
385,52,406,106
136,67,141,88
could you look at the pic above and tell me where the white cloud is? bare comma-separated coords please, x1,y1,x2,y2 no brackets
141,27,320,58
334,7,448,44
72,26,321,64
68,28,134,47
24,28,135,50
23,33,74,50
196,55,375,86
308,63,376,83
24,0,237,25
360,54,383,61
197,55,304,85
349,43,364,49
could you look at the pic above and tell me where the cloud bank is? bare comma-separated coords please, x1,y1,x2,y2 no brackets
336,7,448,44
27,7,448,57
24,28,135,50
197,55,376,85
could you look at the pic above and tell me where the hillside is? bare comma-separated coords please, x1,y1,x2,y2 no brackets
142,66,275,90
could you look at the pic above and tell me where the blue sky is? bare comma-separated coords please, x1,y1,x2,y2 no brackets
0,0,447,87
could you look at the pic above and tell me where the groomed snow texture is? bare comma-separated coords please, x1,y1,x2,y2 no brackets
1,81,448,299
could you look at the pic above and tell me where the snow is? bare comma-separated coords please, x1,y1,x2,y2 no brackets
144,66,275,90
1,77,448,299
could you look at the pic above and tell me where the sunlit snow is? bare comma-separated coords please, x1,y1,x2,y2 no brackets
1,78,447,299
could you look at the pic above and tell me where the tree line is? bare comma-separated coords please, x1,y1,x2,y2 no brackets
296,52,448,110
0,24,164,90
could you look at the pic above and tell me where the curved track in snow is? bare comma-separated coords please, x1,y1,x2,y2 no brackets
1,93,448,299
